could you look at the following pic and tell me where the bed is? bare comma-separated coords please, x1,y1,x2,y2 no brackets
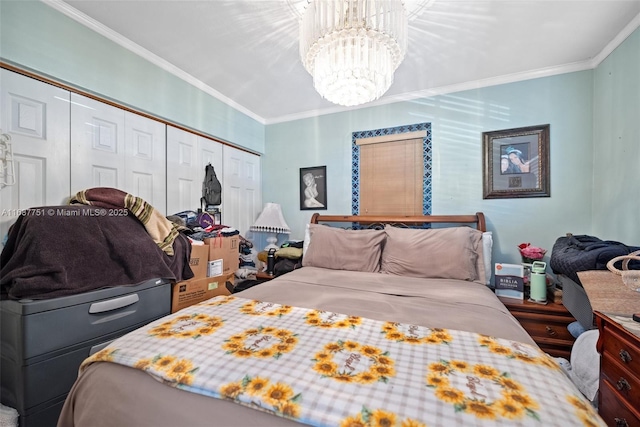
57,213,605,427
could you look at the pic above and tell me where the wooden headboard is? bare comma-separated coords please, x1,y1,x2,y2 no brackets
309,213,486,232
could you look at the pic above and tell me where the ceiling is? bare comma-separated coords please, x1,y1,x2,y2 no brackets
56,0,640,124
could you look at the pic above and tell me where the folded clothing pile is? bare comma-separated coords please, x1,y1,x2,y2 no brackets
255,241,304,277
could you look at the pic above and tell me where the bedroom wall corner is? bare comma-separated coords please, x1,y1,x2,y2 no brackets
591,26,640,243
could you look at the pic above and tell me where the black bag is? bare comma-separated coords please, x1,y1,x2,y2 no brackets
201,163,222,207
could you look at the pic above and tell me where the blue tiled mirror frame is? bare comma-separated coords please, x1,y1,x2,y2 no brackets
352,122,432,216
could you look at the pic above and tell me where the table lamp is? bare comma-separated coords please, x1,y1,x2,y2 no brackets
249,203,290,251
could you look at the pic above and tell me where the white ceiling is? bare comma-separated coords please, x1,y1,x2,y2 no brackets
55,0,640,124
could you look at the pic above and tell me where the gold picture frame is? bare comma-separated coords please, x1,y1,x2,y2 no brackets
482,124,550,199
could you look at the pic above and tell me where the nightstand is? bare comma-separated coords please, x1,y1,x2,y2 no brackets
499,297,577,359
256,271,275,281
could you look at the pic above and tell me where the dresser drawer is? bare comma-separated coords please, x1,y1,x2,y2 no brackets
537,343,572,360
1,278,170,361
601,352,640,409
512,312,576,343
599,379,640,427
499,298,577,359
601,323,640,377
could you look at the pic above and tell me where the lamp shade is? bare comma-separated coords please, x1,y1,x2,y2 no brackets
250,203,291,234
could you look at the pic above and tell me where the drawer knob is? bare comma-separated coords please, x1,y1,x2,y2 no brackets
614,417,629,427
619,349,632,364
616,378,631,392
545,326,557,337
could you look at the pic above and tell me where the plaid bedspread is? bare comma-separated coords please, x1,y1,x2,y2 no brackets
82,296,604,427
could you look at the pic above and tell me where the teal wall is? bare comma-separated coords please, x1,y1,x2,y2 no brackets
0,0,265,153
592,28,640,242
264,72,596,267
265,27,640,265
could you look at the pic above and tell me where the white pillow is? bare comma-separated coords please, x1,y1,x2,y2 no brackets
303,223,311,255
482,231,493,286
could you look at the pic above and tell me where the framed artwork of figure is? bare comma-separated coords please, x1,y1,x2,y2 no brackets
300,166,327,210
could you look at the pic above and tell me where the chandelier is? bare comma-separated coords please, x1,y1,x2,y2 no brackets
288,1,430,107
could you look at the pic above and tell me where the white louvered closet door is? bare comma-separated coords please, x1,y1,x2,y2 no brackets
70,94,167,214
0,69,71,241
166,126,223,216
222,145,261,236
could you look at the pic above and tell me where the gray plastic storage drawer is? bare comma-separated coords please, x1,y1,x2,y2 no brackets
14,395,66,427
1,322,146,416
0,278,171,426
1,278,171,361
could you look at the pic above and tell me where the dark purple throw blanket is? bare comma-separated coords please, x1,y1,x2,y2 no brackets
0,205,194,300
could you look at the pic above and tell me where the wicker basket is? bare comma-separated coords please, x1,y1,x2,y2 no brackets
606,250,640,292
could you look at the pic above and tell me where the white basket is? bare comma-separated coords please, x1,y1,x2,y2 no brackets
606,250,640,292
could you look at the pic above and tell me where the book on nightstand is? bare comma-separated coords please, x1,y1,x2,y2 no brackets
494,263,525,300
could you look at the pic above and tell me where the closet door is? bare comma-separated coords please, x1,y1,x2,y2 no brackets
70,94,166,213
222,145,261,235
166,126,223,216
124,111,166,213
70,94,125,194
0,69,71,240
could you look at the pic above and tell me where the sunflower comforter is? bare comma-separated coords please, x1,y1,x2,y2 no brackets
80,294,603,427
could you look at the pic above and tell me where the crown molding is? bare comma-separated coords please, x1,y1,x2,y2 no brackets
264,60,595,125
591,11,640,66
265,9,640,126
42,1,640,126
42,0,266,125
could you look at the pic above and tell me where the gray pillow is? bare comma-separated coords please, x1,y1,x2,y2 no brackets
380,225,484,283
302,224,385,272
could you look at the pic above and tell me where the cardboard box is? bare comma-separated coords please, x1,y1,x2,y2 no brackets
188,244,209,279
204,235,240,276
171,273,234,313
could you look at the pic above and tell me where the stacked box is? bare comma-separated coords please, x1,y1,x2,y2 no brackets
171,237,239,313
204,235,240,276
188,244,209,279
170,273,234,313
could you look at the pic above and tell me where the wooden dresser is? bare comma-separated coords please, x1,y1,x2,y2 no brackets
499,297,576,359
595,312,640,427
577,270,640,427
